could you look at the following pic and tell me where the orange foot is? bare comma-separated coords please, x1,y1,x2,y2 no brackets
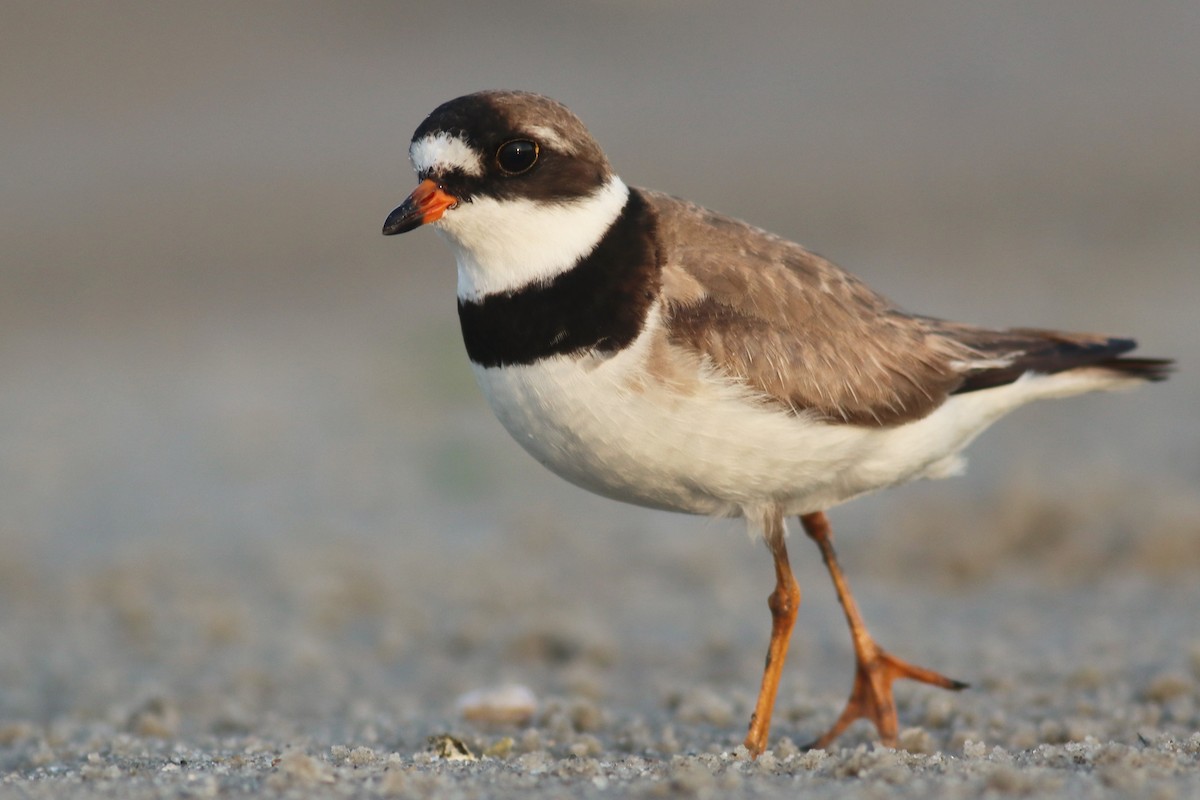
805,645,967,750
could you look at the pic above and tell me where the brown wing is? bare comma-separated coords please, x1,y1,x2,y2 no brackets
646,190,973,425
644,190,1170,426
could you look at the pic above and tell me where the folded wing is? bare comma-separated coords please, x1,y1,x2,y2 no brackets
649,190,1170,427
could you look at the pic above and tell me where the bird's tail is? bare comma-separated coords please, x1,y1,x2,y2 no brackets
942,326,1173,396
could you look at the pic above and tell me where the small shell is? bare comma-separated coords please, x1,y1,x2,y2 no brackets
455,684,538,725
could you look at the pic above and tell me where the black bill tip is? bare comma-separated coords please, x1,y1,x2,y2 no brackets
382,199,422,236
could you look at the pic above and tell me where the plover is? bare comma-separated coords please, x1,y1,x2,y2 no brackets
383,90,1171,756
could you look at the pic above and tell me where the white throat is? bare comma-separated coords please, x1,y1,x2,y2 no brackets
438,175,630,301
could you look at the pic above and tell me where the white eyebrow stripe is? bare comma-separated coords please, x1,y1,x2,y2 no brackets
525,124,575,154
409,132,484,177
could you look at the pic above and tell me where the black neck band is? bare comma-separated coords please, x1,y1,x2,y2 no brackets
457,188,661,368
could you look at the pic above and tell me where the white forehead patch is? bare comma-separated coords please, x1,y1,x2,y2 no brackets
409,132,484,177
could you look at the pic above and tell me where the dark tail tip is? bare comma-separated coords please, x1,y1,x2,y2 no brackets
1099,357,1175,382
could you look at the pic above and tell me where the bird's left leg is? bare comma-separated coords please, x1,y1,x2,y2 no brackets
800,511,966,750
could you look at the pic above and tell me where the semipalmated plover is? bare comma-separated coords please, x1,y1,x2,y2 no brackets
383,90,1171,756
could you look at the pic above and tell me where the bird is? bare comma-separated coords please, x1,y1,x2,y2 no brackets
382,90,1171,756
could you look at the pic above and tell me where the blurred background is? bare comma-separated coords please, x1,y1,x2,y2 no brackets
1,0,1197,731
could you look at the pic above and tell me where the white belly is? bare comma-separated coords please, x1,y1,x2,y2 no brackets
467,316,1076,521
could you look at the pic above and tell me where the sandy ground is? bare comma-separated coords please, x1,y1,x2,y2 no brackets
3,2,1199,797
3,522,1200,798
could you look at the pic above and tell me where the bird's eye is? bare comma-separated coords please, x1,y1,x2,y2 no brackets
495,140,539,175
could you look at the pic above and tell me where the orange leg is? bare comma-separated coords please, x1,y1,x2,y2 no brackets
800,511,967,749
743,512,801,758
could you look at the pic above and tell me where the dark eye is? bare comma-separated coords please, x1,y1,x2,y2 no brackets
495,139,539,175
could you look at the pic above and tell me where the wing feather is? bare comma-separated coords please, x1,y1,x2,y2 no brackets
648,190,967,425
644,189,1168,426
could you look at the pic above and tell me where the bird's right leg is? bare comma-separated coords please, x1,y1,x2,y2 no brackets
743,510,801,758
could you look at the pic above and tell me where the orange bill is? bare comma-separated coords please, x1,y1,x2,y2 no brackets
382,179,458,235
